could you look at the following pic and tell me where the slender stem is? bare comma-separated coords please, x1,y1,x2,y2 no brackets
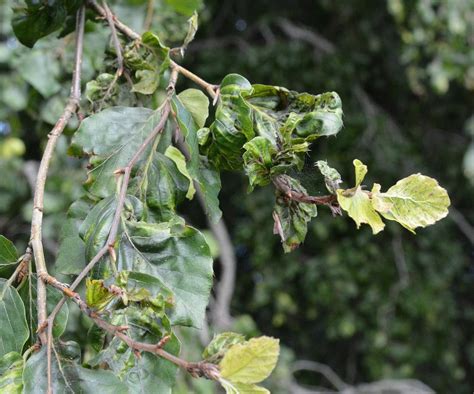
170,60,218,99
30,5,85,347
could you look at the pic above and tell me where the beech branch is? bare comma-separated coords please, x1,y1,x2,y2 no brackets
29,5,85,346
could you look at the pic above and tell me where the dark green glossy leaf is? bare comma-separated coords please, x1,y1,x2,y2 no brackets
23,347,128,393
0,279,28,358
117,218,213,327
70,107,163,198
172,96,222,222
0,352,23,393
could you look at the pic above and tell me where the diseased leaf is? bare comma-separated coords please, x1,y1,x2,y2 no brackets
337,187,385,234
219,336,280,384
203,332,246,363
117,218,213,327
177,88,209,128
272,176,317,252
164,146,196,199
315,160,342,194
243,137,276,189
353,159,367,187
371,174,450,232
0,279,28,358
181,12,199,52
86,279,115,311
0,352,23,393
23,347,128,394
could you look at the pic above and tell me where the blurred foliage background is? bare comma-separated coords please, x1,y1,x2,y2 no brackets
1,0,473,392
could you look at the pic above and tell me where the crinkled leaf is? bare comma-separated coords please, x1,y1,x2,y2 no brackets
86,279,115,311
272,176,317,252
131,69,160,95
164,146,196,199
203,332,246,363
141,153,189,221
243,137,276,189
172,95,222,222
117,219,213,327
219,336,280,384
337,187,385,234
177,88,209,129
70,107,163,198
205,74,343,172
0,352,23,393
315,160,342,194
0,279,28,358
353,159,367,187
371,174,450,232
23,347,128,394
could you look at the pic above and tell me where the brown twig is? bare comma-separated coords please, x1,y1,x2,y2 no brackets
29,5,85,348
42,273,220,381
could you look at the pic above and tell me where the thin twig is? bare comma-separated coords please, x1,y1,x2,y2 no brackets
42,273,220,380
29,5,85,347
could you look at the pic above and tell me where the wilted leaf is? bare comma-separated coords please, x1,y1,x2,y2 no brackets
243,137,277,189
86,279,115,311
165,146,196,199
315,160,342,194
219,336,279,384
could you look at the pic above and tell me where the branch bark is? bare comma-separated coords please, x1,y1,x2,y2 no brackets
30,5,85,346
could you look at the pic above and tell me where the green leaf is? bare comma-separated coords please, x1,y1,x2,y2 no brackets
272,176,317,252
23,347,128,394
177,88,209,129
55,219,86,275
371,174,450,232
315,160,342,194
86,279,115,311
172,96,222,222
15,45,61,97
0,352,23,393
219,336,280,384
12,1,80,48
243,137,277,189
164,146,196,199
164,0,203,16
203,332,246,363
70,107,163,198
204,75,343,172
131,70,160,95
0,235,18,269
88,309,179,394
141,153,190,221
18,275,69,339
117,219,213,327
0,279,28,358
